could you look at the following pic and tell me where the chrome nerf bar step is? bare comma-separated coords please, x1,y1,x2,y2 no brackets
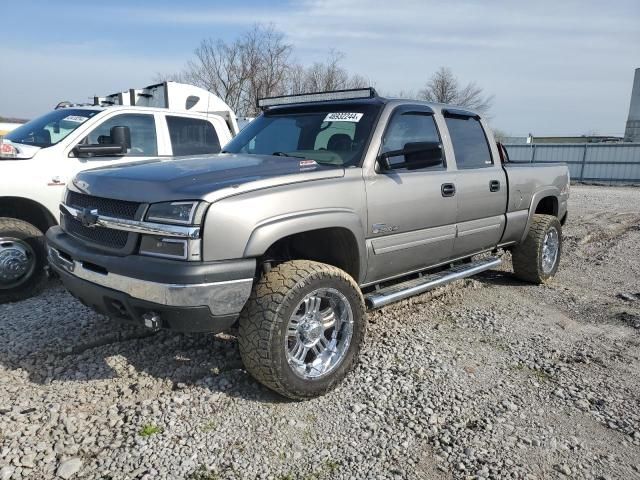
365,256,502,309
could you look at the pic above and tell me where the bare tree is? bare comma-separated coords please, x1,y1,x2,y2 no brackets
285,50,369,100
419,67,493,113
187,36,248,112
157,24,293,116
286,63,308,95
240,25,292,114
491,127,510,143
380,88,416,99
158,25,370,116
299,51,358,91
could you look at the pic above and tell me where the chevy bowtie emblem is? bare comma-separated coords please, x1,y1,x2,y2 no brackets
76,208,99,228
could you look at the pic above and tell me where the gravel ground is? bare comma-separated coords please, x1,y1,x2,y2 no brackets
1,185,639,480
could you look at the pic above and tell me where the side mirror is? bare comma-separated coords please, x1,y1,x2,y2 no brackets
379,141,443,170
110,125,131,150
73,125,131,158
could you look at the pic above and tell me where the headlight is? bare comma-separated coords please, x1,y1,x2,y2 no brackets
141,201,206,260
145,201,204,225
0,143,17,158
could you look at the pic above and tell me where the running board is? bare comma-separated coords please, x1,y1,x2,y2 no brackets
365,257,501,309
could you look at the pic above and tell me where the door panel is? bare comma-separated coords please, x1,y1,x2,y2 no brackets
455,214,505,255
365,105,458,284
371,224,456,255
453,168,507,256
442,113,508,258
365,169,457,282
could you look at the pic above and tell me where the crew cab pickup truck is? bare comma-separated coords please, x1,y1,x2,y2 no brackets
46,88,569,399
0,82,238,303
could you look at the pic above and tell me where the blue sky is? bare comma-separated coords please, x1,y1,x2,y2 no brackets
2,0,639,136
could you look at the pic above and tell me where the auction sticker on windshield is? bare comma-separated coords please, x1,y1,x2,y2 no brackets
324,112,363,122
63,115,90,123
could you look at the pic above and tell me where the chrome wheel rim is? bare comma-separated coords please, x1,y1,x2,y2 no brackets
285,288,354,380
0,237,36,289
541,227,559,274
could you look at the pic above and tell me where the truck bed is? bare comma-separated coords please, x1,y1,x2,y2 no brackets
503,162,569,214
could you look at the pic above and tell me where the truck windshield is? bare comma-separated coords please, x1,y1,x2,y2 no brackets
223,103,381,167
5,109,101,148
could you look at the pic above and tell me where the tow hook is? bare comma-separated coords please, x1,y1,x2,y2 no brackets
142,312,161,330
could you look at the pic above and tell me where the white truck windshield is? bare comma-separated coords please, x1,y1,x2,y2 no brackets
5,109,101,148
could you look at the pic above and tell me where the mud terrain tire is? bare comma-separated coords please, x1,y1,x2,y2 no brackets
512,214,562,284
238,260,366,400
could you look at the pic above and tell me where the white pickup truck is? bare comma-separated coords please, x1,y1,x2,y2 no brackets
0,82,238,303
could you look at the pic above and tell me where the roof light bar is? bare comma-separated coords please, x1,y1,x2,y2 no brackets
257,87,377,108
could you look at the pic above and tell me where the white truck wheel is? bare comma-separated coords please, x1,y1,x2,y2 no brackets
0,218,47,303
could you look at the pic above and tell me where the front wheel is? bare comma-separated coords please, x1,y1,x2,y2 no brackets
512,214,562,284
0,217,48,303
238,260,366,400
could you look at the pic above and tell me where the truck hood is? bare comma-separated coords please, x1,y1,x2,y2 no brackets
71,154,345,203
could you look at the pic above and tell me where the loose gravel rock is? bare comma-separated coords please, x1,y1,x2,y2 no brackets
56,458,82,479
0,185,639,479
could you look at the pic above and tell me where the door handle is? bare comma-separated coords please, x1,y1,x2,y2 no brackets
441,183,456,197
489,180,500,192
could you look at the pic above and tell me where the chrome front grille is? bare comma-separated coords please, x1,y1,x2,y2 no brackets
60,192,202,253
66,191,140,220
62,192,142,250
65,216,129,249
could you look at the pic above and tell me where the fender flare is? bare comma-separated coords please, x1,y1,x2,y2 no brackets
0,196,58,233
520,187,560,243
243,208,367,282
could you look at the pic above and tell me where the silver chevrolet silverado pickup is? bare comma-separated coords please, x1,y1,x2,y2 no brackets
46,88,569,399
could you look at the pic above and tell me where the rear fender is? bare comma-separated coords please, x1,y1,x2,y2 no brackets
520,188,560,243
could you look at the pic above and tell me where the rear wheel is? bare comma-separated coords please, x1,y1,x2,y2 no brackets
512,214,562,284
238,260,366,400
0,218,47,303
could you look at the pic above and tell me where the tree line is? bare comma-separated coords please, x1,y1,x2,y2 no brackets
160,24,493,117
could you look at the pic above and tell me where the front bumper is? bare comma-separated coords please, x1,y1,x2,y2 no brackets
46,226,255,333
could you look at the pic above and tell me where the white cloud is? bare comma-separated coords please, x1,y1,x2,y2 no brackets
3,0,639,135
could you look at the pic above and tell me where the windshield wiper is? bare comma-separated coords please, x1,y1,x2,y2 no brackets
271,151,306,159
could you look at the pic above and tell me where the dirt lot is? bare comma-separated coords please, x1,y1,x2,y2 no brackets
0,185,639,480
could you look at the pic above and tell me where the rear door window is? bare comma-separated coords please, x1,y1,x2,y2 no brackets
166,116,221,156
444,115,493,169
85,113,157,156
